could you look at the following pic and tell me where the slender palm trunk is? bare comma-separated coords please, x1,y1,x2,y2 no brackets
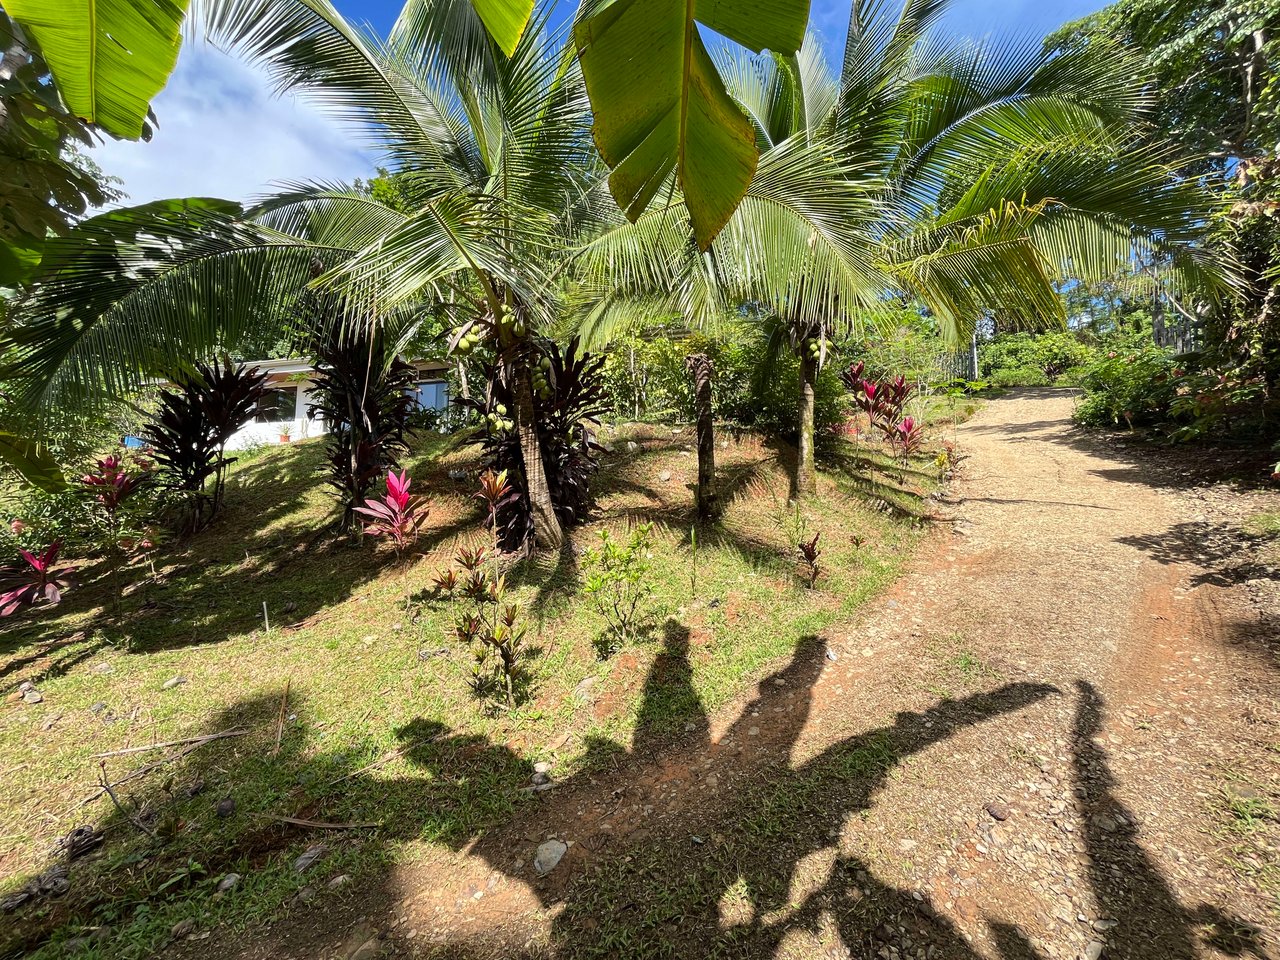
513,358,562,550
457,359,470,400
685,353,720,520
795,351,817,498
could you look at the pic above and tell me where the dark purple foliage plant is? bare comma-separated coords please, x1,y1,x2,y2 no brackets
0,541,76,616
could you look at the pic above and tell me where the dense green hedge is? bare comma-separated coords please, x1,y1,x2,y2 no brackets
1073,338,1179,428
978,332,1097,385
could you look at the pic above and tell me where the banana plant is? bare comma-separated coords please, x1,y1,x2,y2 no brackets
575,0,1224,498
5,0,807,249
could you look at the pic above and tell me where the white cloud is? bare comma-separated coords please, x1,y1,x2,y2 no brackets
90,42,374,208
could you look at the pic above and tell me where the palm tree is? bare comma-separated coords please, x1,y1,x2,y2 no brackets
1,0,600,550
576,0,1221,498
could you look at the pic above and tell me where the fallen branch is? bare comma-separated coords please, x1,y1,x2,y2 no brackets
90,728,248,759
326,736,436,787
76,729,248,808
265,815,380,830
270,680,291,759
97,762,155,838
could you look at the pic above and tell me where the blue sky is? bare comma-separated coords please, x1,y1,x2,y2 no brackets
92,0,1105,205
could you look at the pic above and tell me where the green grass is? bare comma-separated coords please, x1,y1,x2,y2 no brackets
922,632,1000,700
1245,511,1280,537
1212,765,1280,916
0,422,953,958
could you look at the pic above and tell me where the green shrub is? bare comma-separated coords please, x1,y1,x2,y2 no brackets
582,522,655,655
1074,341,1178,428
599,330,846,446
600,331,756,424
979,332,1095,383
990,366,1051,387
846,309,973,388
2,487,96,555
744,353,849,450
1165,366,1270,443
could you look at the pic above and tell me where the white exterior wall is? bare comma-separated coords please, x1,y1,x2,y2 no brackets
222,362,450,451
225,382,327,451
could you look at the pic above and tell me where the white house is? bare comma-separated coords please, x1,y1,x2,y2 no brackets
224,358,452,451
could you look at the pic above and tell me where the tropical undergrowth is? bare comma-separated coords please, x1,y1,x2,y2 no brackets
0,409,953,959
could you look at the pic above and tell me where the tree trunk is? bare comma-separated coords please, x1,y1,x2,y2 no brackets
685,353,720,520
795,351,817,498
457,358,470,400
629,343,640,420
513,358,563,550
1152,294,1167,348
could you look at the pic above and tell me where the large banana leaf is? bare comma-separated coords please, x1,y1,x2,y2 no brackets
4,0,190,140
574,0,810,251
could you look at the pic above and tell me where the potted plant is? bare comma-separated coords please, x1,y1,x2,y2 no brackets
279,424,293,443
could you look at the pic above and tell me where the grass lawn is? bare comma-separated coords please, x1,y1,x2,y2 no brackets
0,413,963,958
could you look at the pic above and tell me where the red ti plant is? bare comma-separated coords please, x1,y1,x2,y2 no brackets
838,360,866,391
354,470,429,555
434,542,528,709
797,532,821,588
0,542,76,616
356,470,429,609
81,455,148,518
848,374,914,443
474,469,515,550
81,454,151,611
431,567,460,594
890,416,925,461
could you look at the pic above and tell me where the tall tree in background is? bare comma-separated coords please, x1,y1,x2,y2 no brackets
1054,0,1280,426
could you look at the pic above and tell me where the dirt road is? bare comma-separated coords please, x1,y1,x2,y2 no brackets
200,389,1280,960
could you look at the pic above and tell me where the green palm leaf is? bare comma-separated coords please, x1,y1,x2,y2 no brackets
0,431,66,493
0,198,331,411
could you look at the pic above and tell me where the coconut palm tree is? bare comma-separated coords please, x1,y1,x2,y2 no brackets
576,0,1222,498
1,0,602,549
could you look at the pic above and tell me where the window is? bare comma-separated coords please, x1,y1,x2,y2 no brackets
255,387,297,423
411,380,449,411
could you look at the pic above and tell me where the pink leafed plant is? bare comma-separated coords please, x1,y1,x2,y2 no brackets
890,416,925,459
0,541,77,617
848,374,914,443
354,470,429,554
838,360,866,391
81,454,149,516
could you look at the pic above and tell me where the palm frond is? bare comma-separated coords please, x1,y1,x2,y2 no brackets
1,200,331,412
889,201,1065,342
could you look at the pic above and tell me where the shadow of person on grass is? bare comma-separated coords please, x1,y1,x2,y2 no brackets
9,632,1270,960
2,630,1058,960
1071,681,1268,960
420,630,1060,958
